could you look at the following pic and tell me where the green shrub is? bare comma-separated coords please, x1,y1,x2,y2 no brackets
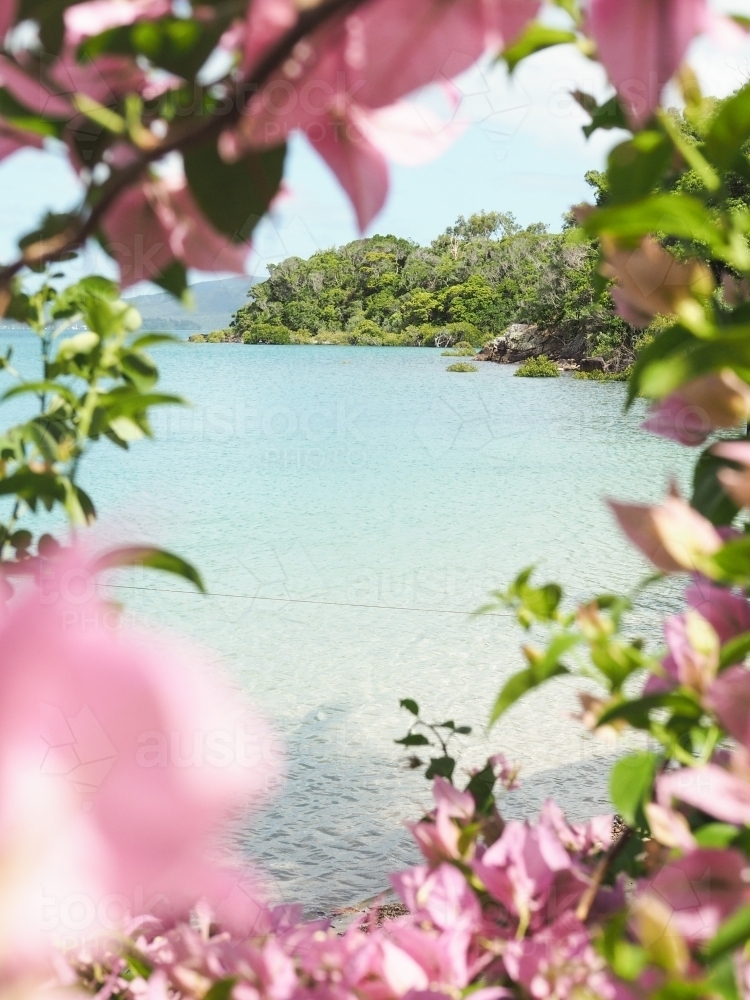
515,355,559,377
348,319,383,345
574,367,632,382
446,362,479,372
242,323,292,345
207,329,228,343
403,324,437,346
188,334,207,343
289,329,314,344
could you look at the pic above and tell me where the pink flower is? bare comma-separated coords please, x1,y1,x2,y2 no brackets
707,665,750,750
102,173,248,287
0,550,275,969
488,753,520,791
642,372,750,447
472,820,582,932
50,52,150,105
713,440,750,509
0,55,72,117
540,800,613,856
408,778,475,864
685,579,750,647
659,610,720,695
640,848,748,944
608,493,722,575
391,864,481,931
64,0,171,46
657,763,750,826
588,0,710,127
503,913,624,1000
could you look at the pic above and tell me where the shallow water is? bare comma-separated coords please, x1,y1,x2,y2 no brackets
1,338,692,914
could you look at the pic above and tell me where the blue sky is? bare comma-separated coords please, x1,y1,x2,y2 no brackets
1,2,749,289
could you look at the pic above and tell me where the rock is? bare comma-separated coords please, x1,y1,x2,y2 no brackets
579,356,606,372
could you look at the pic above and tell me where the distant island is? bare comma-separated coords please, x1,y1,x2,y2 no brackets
195,202,641,373
126,276,257,332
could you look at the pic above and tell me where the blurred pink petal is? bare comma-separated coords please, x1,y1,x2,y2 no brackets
707,665,750,750
391,864,481,931
588,0,709,127
662,610,719,695
0,0,15,39
0,550,276,968
0,56,72,117
243,0,296,75
0,118,45,161
644,803,696,851
713,440,750,508
685,579,750,648
102,174,248,287
642,372,750,446
608,494,722,574
504,913,622,1000
657,763,750,826
354,100,468,167
342,0,539,110
308,118,388,231
65,0,171,46
50,52,148,104
642,848,748,943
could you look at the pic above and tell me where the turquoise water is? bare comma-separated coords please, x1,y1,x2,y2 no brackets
1,337,691,914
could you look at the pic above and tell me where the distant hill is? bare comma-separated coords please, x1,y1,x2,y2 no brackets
126,276,257,331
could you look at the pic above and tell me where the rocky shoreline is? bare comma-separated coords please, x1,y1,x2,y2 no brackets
474,323,611,373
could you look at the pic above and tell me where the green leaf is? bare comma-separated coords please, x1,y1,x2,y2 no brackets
425,756,455,781
395,733,430,746
500,23,577,72
72,93,126,134
719,630,750,670
81,16,228,78
129,333,179,349
597,694,670,729
54,332,99,361
704,83,750,171
490,669,537,726
693,823,739,849
711,536,750,583
607,132,673,205
626,323,692,406
184,143,286,243
584,194,723,249
93,546,205,592
400,698,419,716
154,261,190,302
609,751,658,828
573,92,630,139
703,903,750,963
691,448,740,526
203,979,236,1000
489,635,578,727
657,110,720,192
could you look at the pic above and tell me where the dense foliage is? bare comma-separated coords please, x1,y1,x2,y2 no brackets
229,209,633,354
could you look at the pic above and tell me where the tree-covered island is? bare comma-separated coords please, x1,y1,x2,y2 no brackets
198,202,640,372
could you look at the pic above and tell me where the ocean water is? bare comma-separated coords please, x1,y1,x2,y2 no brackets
1,337,692,914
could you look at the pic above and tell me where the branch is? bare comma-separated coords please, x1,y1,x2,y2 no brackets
0,0,367,289
575,825,632,923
